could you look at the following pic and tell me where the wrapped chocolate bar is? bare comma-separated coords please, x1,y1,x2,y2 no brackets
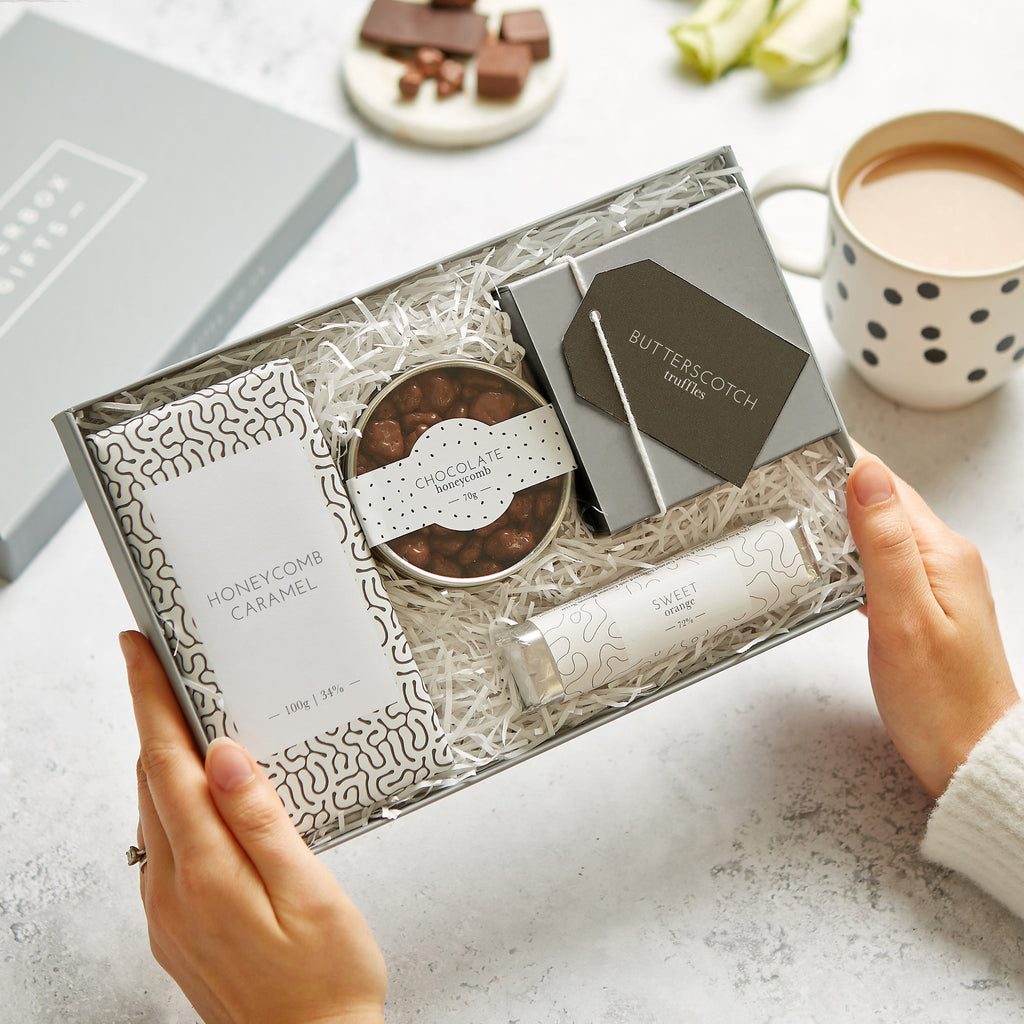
86,359,452,840
498,515,822,708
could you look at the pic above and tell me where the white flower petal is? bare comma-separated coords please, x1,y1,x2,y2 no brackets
751,0,857,88
671,0,775,80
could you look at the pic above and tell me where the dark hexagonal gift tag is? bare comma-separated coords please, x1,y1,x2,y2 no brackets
561,260,809,486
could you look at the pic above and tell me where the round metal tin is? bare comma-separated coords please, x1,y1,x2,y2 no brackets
346,359,572,588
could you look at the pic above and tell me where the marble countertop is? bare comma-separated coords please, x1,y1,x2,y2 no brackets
2,2,1024,1021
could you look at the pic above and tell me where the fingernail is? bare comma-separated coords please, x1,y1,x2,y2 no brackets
207,738,255,791
852,459,895,507
119,631,140,667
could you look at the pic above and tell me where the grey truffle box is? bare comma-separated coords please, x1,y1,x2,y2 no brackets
496,185,844,535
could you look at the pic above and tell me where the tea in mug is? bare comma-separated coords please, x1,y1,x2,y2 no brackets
841,143,1024,273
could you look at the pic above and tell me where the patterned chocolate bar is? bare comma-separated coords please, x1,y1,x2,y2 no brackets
87,359,452,838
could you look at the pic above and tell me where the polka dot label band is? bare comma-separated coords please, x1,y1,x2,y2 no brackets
349,405,574,548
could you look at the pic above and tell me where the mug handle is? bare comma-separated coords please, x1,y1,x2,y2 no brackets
751,164,831,278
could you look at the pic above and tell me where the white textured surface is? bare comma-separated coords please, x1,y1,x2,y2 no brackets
2,2,1024,1022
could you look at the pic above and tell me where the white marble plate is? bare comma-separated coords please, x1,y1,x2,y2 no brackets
344,3,564,148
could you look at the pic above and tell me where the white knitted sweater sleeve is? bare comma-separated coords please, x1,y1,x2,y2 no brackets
922,701,1024,919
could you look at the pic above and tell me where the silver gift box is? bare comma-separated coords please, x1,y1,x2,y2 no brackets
54,147,863,851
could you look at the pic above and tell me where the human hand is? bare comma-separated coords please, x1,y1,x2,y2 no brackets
122,630,387,1024
845,454,1019,799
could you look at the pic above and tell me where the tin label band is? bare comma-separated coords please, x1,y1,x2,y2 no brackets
347,405,575,546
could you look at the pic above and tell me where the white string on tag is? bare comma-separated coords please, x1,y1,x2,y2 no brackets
563,253,589,295
561,256,667,518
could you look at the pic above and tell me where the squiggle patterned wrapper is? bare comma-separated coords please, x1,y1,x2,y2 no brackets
87,359,453,839
502,516,821,707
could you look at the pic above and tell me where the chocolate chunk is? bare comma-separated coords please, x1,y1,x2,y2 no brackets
404,422,431,456
360,0,487,56
419,371,459,413
476,39,532,100
399,67,424,98
437,58,465,97
507,492,534,523
391,535,431,569
484,527,537,563
363,418,405,463
393,380,423,413
499,9,550,61
469,389,517,424
401,411,440,432
456,537,483,566
414,47,444,77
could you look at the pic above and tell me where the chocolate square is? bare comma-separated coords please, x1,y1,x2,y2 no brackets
500,9,550,61
360,0,487,56
476,39,532,99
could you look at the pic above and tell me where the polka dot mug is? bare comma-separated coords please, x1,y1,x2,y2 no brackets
753,111,1024,410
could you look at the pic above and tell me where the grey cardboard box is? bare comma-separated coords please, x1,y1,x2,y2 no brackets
54,149,862,849
0,14,357,580
497,188,844,535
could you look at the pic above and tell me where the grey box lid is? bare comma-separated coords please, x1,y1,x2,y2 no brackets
0,14,357,580
498,186,843,534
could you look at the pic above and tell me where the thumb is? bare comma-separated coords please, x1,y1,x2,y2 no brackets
846,455,935,622
205,737,314,893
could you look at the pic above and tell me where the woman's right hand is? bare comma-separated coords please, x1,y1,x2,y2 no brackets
845,453,1019,798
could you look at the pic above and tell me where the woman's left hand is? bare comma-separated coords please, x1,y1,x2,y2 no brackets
123,629,388,1024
